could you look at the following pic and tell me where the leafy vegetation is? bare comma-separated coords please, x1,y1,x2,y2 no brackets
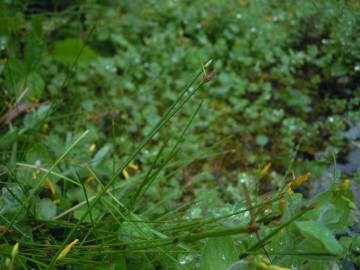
0,0,359,269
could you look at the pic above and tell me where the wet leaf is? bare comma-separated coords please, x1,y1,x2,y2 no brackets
295,220,344,255
36,198,56,220
52,38,98,66
200,236,238,270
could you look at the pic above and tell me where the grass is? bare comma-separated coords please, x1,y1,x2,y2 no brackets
1,61,325,269
1,1,359,269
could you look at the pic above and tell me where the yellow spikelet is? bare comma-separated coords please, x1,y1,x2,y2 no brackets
253,256,291,270
53,199,61,204
268,265,291,270
260,162,271,177
290,172,310,190
42,123,49,131
279,198,286,213
11,242,19,258
286,184,293,195
85,175,96,186
57,239,79,260
88,144,96,153
45,178,56,195
341,179,350,190
128,162,139,170
122,169,129,180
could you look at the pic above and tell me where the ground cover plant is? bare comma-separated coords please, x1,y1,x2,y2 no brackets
0,0,360,269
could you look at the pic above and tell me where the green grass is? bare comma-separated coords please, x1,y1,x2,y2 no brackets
0,0,360,269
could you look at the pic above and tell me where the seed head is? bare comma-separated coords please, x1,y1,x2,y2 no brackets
290,172,310,190
341,179,350,190
260,162,271,177
203,70,217,82
57,239,79,261
11,242,19,258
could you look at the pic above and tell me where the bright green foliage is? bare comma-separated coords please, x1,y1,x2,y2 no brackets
200,236,238,270
0,0,359,269
295,220,344,255
36,198,57,220
52,38,99,66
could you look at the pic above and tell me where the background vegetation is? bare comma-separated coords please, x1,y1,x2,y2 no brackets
0,0,359,269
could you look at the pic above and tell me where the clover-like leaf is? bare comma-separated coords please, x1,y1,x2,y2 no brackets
200,236,238,270
295,220,344,255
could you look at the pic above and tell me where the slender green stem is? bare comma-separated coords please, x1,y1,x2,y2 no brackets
178,224,257,243
47,69,209,269
240,205,315,259
2,130,89,237
130,101,203,210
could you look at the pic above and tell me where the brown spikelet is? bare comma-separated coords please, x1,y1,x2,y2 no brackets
204,70,217,82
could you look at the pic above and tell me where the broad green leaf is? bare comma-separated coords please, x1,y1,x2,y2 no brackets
36,198,56,220
308,189,352,232
24,35,44,69
352,235,360,251
74,206,102,223
26,143,52,168
339,236,352,250
200,236,238,270
52,38,98,66
23,104,51,129
66,187,96,203
92,144,112,166
0,185,25,214
118,221,154,242
295,220,344,255
26,72,45,98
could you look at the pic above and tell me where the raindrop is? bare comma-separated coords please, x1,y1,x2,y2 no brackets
236,13,242,19
250,27,257,33
354,65,360,71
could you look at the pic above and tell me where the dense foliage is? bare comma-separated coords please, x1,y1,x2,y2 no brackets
0,0,359,269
